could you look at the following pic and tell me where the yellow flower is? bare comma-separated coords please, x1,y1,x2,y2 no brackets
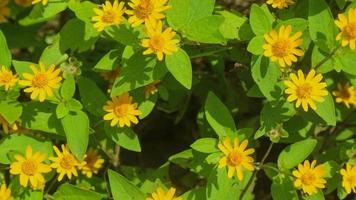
146,187,182,200
292,160,326,195
335,8,356,50
0,115,18,134
15,0,33,7
0,66,18,91
49,145,80,181
0,0,10,23
144,80,160,99
103,92,142,127
0,184,12,200
126,0,171,27
266,0,295,9
141,20,179,61
332,83,356,108
263,25,304,67
80,148,104,178
217,137,255,181
32,0,48,6
9,146,52,188
92,0,126,32
340,163,356,194
19,62,62,102
284,70,328,112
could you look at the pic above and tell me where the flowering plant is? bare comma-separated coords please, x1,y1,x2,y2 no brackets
0,0,355,199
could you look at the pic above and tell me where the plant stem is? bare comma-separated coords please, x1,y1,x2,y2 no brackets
314,45,341,70
239,143,274,200
189,46,233,59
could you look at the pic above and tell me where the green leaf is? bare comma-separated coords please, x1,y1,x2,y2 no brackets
183,16,226,44
40,40,68,66
0,134,52,164
166,0,215,30
271,175,298,200
104,125,141,152
67,99,83,111
94,49,121,71
165,48,192,89
0,99,22,124
56,102,69,119
105,22,141,47
110,52,167,96
0,30,11,67
251,55,281,101
12,60,36,78
247,36,264,55
20,2,68,25
205,168,234,199
68,0,96,23
61,75,75,100
108,169,146,200
249,4,273,35
278,139,317,169
61,111,89,160
218,10,250,40
204,92,236,137
336,48,356,76
190,138,219,153
77,76,107,117
314,93,336,126
53,183,104,200
308,0,337,51
304,191,325,200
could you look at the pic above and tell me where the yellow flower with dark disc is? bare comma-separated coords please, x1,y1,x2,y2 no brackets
146,187,182,200
218,137,255,181
0,184,13,200
335,8,356,49
103,92,142,128
80,148,105,178
141,20,179,61
0,66,18,91
9,146,52,188
263,25,304,67
340,163,356,194
0,0,10,23
92,0,126,32
284,70,328,112
126,0,171,27
292,160,326,195
332,83,356,108
266,0,295,9
49,145,80,181
19,62,62,102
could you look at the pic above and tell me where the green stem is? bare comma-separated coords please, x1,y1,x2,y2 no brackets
314,45,341,70
239,143,274,200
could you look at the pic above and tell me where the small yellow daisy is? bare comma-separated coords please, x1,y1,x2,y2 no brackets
266,0,295,9
263,25,304,67
0,0,10,23
141,20,179,61
9,146,52,188
0,115,18,134
126,0,171,27
32,0,48,6
79,148,105,178
340,163,356,194
49,145,80,181
146,187,182,200
144,80,160,99
103,92,142,127
92,0,126,32
335,8,356,49
19,62,62,102
284,69,328,112
292,160,326,195
218,137,255,181
15,0,33,7
0,66,18,91
332,83,356,108
0,184,13,200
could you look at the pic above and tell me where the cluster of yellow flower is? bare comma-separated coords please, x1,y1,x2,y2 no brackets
92,0,179,61
262,8,356,112
217,136,356,195
146,187,182,200
0,145,104,199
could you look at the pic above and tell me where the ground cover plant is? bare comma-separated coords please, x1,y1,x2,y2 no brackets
0,0,356,199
